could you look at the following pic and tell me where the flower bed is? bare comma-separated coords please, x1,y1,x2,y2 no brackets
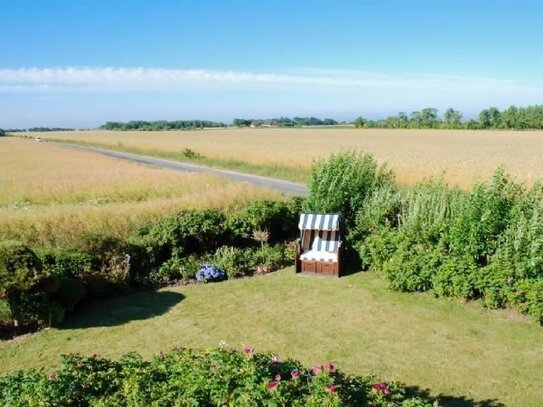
0,346,434,406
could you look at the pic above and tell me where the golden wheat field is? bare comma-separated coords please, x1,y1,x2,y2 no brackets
0,137,281,248
38,127,543,187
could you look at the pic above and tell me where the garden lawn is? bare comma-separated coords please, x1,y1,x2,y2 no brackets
1,269,542,406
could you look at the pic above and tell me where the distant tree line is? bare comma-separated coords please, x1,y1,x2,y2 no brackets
101,120,226,131
354,105,543,130
233,116,339,127
5,127,74,132
0,129,5,137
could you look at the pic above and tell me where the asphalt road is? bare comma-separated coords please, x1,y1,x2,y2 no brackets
54,142,308,196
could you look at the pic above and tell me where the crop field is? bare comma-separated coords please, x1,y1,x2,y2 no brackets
37,127,543,187
0,137,281,248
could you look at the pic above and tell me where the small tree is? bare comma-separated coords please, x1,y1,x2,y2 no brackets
304,151,395,226
353,117,366,128
0,241,48,329
0,129,6,137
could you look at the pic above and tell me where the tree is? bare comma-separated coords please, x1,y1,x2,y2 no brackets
420,108,439,128
353,117,366,128
0,129,5,137
479,107,501,129
444,108,463,128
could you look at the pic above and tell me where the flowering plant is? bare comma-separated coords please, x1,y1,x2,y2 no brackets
195,262,226,282
0,346,436,406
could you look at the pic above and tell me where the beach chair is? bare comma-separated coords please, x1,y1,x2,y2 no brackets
295,213,343,277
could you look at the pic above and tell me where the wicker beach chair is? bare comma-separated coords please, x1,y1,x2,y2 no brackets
295,213,343,277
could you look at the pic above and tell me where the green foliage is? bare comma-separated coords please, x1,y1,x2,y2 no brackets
181,148,201,159
353,104,543,130
353,167,543,324
152,252,202,285
38,248,93,279
136,208,227,268
431,256,478,299
0,241,50,327
227,198,302,243
0,347,433,406
508,279,543,324
305,151,394,225
447,168,522,263
100,120,226,131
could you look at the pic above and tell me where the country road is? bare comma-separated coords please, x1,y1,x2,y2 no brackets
54,142,308,196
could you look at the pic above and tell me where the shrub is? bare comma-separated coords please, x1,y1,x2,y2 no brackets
305,151,394,225
432,256,478,299
508,279,543,323
227,198,302,244
447,168,523,264
212,246,247,278
38,248,93,279
0,241,52,328
134,209,227,268
0,347,434,406
381,243,443,292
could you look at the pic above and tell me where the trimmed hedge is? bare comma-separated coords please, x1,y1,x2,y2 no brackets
0,346,433,406
0,199,302,330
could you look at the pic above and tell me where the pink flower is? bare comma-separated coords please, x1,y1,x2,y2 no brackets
326,363,336,374
243,346,255,356
271,354,280,363
291,369,300,379
328,384,337,393
48,372,57,381
267,380,278,389
275,373,282,381
372,383,391,395
312,365,323,375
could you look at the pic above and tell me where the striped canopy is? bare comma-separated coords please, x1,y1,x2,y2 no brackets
298,213,341,231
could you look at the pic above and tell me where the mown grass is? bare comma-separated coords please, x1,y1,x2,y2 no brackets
1,269,541,406
0,138,283,248
35,127,543,188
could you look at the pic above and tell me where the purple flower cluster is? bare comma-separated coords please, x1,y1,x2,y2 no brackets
195,263,226,282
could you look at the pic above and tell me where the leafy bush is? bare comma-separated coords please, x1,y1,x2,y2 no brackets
508,279,543,323
431,256,478,299
305,150,394,225
351,165,543,324
0,241,52,328
0,346,433,406
227,198,302,244
38,248,93,279
212,246,246,278
447,168,522,264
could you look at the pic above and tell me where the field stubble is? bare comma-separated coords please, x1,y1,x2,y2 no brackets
0,138,282,248
38,127,543,187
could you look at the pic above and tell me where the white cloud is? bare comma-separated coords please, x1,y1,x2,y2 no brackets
1,67,542,126
0,66,539,97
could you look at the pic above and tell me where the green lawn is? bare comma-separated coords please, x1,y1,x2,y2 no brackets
1,269,542,406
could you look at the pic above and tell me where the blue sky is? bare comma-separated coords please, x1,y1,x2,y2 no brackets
1,0,542,127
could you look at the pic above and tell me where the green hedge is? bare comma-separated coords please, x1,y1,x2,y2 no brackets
306,152,543,323
0,199,302,330
0,346,433,406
